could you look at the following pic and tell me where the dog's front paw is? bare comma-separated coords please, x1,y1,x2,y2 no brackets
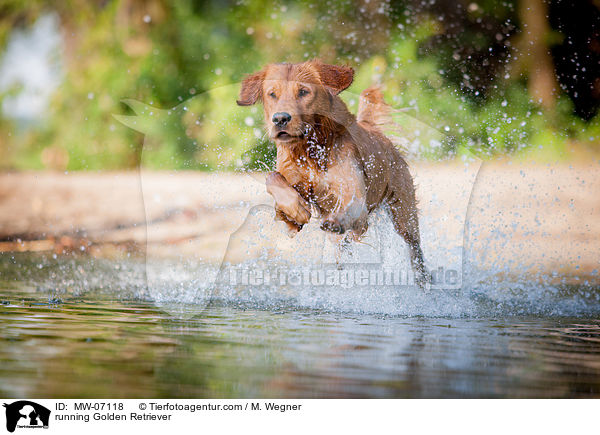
275,209,303,237
320,219,345,234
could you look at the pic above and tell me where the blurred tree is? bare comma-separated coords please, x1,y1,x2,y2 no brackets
401,0,517,102
0,0,45,47
0,0,597,170
513,0,558,109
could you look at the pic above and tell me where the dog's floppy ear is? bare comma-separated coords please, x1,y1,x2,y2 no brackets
237,69,266,106
315,61,354,95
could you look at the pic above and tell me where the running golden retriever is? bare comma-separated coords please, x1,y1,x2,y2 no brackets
237,59,430,287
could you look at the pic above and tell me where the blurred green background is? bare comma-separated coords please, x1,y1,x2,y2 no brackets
0,0,598,171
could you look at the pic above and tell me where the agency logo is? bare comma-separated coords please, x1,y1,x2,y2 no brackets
3,401,50,433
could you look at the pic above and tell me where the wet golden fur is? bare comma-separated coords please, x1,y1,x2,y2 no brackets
237,59,429,286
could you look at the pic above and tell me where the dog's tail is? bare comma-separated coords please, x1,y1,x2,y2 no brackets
357,86,408,152
358,86,452,158
357,86,391,128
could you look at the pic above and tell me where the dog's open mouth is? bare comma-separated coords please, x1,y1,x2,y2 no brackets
275,131,303,141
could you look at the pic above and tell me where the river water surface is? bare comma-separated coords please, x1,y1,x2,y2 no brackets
1,253,599,398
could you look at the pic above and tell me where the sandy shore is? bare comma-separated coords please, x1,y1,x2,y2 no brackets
1,161,599,284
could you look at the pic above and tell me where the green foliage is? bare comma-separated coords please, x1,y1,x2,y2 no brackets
240,138,276,171
0,0,598,171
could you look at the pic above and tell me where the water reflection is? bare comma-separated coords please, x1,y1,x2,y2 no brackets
1,289,599,398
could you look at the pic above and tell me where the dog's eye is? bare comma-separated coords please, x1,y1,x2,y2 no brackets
268,92,277,99
298,89,309,97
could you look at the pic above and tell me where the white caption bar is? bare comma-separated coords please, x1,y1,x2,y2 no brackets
1,399,597,435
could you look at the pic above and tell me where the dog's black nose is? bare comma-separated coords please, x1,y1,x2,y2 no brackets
272,112,291,127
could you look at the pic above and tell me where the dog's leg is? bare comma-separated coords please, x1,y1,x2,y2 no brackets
266,172,311,233
388,201,431,290
319,158,368,235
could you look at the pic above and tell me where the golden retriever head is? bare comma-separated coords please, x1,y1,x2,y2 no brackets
237,60,354,144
